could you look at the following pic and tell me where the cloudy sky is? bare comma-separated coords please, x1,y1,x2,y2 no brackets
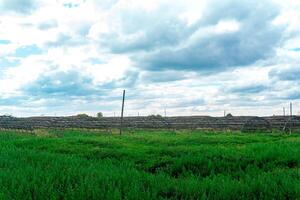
0,0,300,117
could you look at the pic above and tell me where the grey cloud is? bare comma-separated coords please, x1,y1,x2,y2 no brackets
98,4,191,53
228,84,269,94
100,70,139,89
138,25,282,71
140,70,188,83
22,68,139,101
286,92,300,100
97,0,284,72
200,0,276,26
140,1,282,71
0,96,29,106
269,66,300,81
44,21,92,48
45,33,88,48
274,85,300,100
23,70,104,97
169,98,205,108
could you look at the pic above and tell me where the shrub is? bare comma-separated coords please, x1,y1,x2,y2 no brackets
97,112,103,118
76,113,90,118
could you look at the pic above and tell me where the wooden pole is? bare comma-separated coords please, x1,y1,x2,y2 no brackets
290,102,293,135
283,107,285,116
120,90,125,135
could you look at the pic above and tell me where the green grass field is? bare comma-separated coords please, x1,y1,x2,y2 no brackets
0,129,299,200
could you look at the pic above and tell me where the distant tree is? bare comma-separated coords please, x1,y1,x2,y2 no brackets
76,113,90,118
97,112,103,118
0,115,14,119
226,113,233,117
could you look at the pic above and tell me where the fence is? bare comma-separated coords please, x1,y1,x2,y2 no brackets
0,115,300,133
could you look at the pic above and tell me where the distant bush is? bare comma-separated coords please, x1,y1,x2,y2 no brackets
97,112,103,118
226,113,233,117
0,115,14,119
76,113,90,118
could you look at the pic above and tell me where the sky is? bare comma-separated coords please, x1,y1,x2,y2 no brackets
0,0,300,117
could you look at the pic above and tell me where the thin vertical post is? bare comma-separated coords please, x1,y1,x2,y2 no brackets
290,102,293,135
224,110,226,117
283,107,285,116
120,90,125,135
164,107,167,118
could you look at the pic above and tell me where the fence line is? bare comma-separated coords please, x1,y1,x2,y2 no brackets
0,116,299,133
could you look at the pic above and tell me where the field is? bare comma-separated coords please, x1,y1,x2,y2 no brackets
0,129,299,199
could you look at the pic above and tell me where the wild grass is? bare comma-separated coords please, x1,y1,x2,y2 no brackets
0,129,299,199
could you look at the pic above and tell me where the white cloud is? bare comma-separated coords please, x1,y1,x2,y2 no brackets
0,0,300,116
215,20,240,34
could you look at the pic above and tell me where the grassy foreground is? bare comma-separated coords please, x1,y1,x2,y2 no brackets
0,129,299,199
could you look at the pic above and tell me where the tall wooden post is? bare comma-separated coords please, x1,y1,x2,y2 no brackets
289,102,293,135
120,90,125,135
283,107,285,116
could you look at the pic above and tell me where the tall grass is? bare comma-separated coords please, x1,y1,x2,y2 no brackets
0,130,299,199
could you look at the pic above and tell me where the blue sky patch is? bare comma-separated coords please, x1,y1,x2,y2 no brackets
14,45,43,57
291,48,300,51
0,40,11,45
0,58,20,68
88,58,105,65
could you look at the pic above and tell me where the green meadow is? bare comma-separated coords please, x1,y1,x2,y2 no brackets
0,129,299,199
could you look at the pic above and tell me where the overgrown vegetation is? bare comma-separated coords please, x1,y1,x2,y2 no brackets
75,113,90,118
0,129,299,199
97,112,103,118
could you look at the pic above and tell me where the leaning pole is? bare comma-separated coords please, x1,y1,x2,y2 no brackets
120,90,126,135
